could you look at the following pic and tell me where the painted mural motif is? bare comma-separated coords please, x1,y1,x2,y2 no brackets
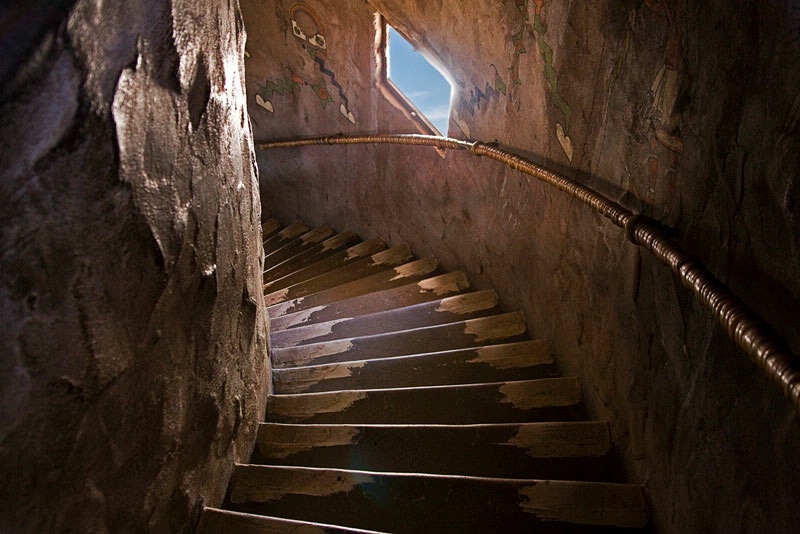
643,0,684,207
531,0,574,161
607,0,685,209
453,0,575,162
452,0,529,139
254,3,357,124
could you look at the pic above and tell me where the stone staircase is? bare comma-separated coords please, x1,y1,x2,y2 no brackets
196,220,649,532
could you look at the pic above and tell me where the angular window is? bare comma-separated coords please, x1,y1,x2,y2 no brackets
377,18,453,136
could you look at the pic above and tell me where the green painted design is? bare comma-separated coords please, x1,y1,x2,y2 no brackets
533,12,572,133
257,75,301,101
310,79,334,108
455,0,529,134
495,73,507,96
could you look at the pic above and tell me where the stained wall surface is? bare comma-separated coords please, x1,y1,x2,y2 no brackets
247,1,800,532
0,1,268,532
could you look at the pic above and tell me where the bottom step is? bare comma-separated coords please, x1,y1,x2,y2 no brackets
227,465,648,532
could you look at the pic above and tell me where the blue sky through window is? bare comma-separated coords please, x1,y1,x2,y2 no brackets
388,27,452,135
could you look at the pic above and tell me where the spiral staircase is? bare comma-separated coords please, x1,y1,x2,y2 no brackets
196,219,649,532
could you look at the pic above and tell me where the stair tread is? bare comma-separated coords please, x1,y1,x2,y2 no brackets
265,244,413,306
211,220,648,531
270,289,500,348
269,271,470,331
197,507,382,534
266,377,584,424
264,221,309,255
253,421,616,479
263,230,360,283
272,311,527,368
261,218,281,240
228,464,648,531
273,340,555,393
263,224,336,267
264,237,388,294
268,257,439,318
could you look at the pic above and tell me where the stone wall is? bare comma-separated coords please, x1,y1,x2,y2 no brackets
247,1,800,532
0,1,268,531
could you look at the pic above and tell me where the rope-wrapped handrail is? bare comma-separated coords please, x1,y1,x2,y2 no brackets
257,133,800,414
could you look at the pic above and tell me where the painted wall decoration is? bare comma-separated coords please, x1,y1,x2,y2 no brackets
453,0,575,163
452,0,529,140
643,0,683,209
605,0,685,210
254,3,357,124
531,0,574,161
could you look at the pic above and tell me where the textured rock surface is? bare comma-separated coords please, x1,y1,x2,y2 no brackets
0,1,267,532
247,0,800,532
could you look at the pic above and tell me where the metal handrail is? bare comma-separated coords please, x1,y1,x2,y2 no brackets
257,133,800,414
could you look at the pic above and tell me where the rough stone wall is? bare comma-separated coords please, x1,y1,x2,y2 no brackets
247,0,800,532
0,1,268,532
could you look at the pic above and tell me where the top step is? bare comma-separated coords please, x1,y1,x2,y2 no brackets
264,238,388,293
261,218,281,240
263,230,360,284
269,271,471,332
267,257,440,318
264,221,309,255
264,225,336,267
265,244,414,307
269,289,500,348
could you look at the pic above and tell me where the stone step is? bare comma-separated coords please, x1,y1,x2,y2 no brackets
263,230,360,284
264,244,413,306
263,238,387,293
270,289,500,348
263,221,309,255
196,507,381,534
267,257,439,319
261,218,281,240
272,340,555,394
212,220,648,531
263,224,335,267
271,311,527,368
266,378,584,424
226,465,648,532
253,421,617,480
268,271,470,332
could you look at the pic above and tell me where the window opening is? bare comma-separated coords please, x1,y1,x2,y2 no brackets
384,24,453,135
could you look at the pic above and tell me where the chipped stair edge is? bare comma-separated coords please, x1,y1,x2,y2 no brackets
205,219,649,532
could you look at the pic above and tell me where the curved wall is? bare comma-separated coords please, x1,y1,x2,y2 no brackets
248,1,800,532
0,1,268,531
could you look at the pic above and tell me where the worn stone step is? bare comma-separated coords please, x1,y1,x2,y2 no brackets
272,311,527,369
266,378,584,424
267,257,439,319
261,218,281,240
253,421,617,480
263,230,360,283
264,221,309,255
264,238,387,294
227,465,648,532
196,507,381,534
272,340,555,393
263,224,335,267
270,289,500,348
264,244,413,306
269,271,470,332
